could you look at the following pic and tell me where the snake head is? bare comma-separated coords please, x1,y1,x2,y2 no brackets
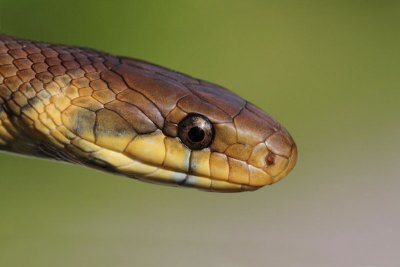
102,60,298,192
0,35,297,192
162,80,298,192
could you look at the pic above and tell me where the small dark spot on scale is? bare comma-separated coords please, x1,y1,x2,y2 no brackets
266,152,275,166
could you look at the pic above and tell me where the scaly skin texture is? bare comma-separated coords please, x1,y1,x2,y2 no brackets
0,34,297,192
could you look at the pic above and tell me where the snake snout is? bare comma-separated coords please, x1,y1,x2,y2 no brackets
263,128,298,183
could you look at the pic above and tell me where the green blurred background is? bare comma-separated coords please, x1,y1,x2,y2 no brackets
0,1,399,266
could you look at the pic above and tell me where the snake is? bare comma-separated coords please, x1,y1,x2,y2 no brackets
0,34,297,192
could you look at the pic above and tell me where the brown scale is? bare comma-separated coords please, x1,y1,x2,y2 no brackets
0,34,297,192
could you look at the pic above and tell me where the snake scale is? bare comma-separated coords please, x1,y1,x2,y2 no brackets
0,34,297,192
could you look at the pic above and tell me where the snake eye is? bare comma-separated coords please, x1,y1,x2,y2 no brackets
178,113,214,150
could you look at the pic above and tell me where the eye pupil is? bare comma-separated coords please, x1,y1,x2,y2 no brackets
188,126,205,143
177,113,214,150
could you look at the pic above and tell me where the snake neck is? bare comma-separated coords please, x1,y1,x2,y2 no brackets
0,102,33,156
0,103,72,162
0,103,13,148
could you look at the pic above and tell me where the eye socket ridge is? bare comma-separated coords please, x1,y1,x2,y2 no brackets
178,113,214,150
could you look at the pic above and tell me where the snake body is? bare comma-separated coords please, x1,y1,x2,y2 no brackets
0,34,297,192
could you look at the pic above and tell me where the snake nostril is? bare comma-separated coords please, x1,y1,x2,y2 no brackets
265,152,275,166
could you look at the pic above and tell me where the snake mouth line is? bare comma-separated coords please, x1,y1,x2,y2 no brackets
114,153,261,193
138,170,260,192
